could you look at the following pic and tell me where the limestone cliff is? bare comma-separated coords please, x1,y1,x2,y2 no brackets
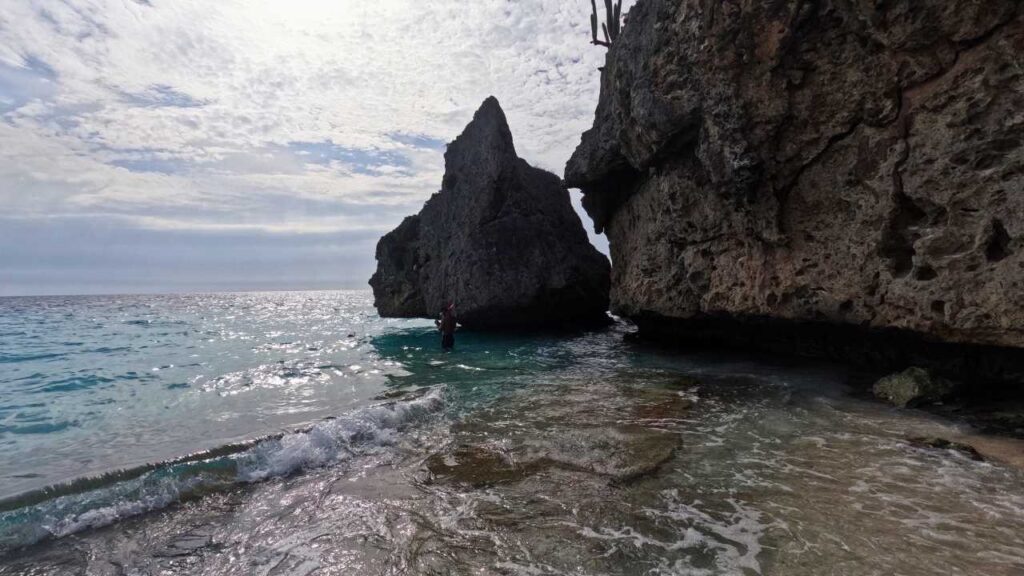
371,97,610,329
567,0,1024,371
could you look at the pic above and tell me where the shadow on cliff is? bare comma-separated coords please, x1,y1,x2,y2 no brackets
625,312,1024,436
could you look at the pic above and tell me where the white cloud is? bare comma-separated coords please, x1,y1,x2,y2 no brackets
0,0,631,237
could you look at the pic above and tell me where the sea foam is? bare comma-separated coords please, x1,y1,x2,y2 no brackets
0,387,443,553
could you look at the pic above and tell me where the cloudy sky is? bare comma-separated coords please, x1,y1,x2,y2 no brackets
0,0,629,296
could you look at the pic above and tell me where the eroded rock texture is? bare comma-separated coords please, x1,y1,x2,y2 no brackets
371,97,610,329
567,0,1024,352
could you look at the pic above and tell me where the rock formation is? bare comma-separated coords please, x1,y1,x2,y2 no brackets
873,367,956,408
371,97,610,329
566,0,1024,379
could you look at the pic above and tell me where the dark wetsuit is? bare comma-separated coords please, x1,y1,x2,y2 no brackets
439,310,456,350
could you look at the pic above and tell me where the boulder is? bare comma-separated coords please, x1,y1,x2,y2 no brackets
370,97,610,329
907,436,984,461
565,0,1024,373
873,367,957,408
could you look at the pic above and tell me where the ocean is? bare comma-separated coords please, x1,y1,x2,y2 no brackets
0,290,1022,575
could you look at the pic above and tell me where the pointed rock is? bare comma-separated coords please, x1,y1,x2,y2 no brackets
370,97,610,329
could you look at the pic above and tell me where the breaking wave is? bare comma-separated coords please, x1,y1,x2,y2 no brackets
0,387,443,553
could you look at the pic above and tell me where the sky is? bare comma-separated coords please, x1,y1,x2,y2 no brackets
0,0,630,296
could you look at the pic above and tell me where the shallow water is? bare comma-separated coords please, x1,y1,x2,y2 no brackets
0,291,411,498
0,291,1022,575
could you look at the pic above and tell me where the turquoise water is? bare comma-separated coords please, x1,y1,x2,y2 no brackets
0,291,621,553
0,291,413,498
1,291,1023,574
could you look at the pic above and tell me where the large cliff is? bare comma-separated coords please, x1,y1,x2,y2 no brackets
567,0,1024,376
371,97,610,329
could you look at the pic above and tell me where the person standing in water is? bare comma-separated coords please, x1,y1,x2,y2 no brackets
436,302,457,351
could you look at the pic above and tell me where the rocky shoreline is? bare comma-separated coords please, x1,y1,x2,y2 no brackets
565,0,1023,393
623,321,1024,440
367,1,1024,435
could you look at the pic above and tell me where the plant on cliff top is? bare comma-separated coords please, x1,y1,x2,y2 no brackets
590,0,622,48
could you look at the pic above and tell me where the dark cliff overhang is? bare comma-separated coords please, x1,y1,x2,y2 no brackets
628,312,1024,394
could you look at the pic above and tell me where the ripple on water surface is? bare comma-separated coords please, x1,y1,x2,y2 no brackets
0,292,1023,575
0,291,423,498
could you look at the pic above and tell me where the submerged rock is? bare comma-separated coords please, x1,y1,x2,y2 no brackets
155,529,217,558
425,425,679,487
425,444,542,487
532,426,679,483
907,436,984,461
370,97,610,329
873,367,956,408
566,0,1024,376
623,386,697,420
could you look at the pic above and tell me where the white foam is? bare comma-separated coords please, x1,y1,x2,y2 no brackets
237,388,443,482
0,388,444,553
46,474,204,538
571,489,771,575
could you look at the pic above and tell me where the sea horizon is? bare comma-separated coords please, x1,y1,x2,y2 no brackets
0,286,377,300
3,0,1023,573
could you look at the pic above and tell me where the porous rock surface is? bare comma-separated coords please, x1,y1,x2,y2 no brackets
873,367,956,408
371,97,610,329
566,0,1024,350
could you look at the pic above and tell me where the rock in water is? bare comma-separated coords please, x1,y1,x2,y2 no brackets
424,425,678,486
371,97,610,329
907,437,985,461
566,1,1024,374
873,367,957,408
